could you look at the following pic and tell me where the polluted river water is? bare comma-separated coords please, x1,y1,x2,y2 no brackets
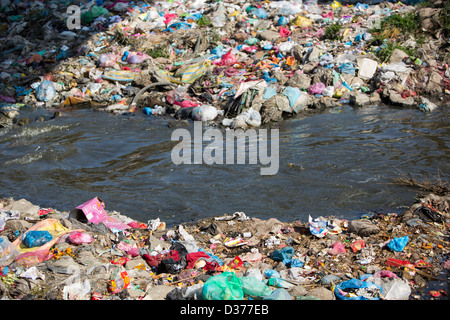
0,103,448,228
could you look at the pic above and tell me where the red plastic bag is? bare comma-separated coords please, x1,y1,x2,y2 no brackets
351,239,366,252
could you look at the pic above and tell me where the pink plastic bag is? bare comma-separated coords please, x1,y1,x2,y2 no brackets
127,52,151,64
97,53,119,68
173,100,199,108
213,49,237,67
68,232,95,245
164,13,178,25
15,250,54,268
308,83,326,95
279,26,291,38
328,241,346,256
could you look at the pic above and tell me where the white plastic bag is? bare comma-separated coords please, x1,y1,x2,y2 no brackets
0,236,20,266
383,278,411,300
63,279,91,300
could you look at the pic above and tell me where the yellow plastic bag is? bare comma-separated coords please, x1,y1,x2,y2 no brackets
331,1,342,9
294,15,312,28
333,86,349,98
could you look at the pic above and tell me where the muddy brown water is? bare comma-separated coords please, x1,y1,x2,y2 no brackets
0,104,448,228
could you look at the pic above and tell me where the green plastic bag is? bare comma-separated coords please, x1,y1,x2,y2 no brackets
202,272,243,300
81,6,109,25
241,276,272,297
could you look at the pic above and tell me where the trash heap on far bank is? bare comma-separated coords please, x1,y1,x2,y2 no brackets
0,0,449,129
0,191,448,300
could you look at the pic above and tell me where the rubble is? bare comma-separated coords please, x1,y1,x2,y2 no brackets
0,191,448,301
0,0,449,131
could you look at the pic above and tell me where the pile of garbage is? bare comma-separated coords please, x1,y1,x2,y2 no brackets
0,192,448,300
0,0,449,129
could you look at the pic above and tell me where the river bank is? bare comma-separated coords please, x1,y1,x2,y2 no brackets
0,188,448,301
0,0,449,129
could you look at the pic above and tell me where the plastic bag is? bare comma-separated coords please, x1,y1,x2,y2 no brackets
282,86,302,109
109,268,131,294
294,16,312,28
267,277,294,289
264,269,281,279
191,105,219,122
279,26,291,38
308,83,326,95
338,62,356,75
35,80,56,102
263,288,292,300
0,236,20,266
277,16,288,26
126,52,151,64
328,241,346,256
14,249,53,268
334,278,383,300
387,236,409,252
97,53,118,68
275,1,302,16
63,279,91,300
252,8,268,19
263,87,277,100
241,276,272,297
202,272,243,300
383,278,411,300
270,246,294,264
322,86,335,97
23,230,53,248
417,98,438,113
214,49,237,67
68,232,95,245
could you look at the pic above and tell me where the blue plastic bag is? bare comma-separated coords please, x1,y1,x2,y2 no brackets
264,269,281,279
334,278,383,300
23,230,53,248
270,246,294,265
290,258,304,268
263,87,277,100
338,62,356,75
281,87,302,108
252,8,268,19
277,16,288,26
387,236,409,252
